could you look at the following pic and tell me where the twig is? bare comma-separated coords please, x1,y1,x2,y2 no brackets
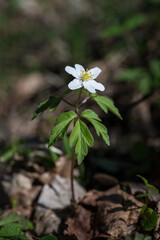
79,95,92,108
62,98,74,107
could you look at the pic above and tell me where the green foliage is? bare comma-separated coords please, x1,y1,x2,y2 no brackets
0,140,33,164
117,68,145,82
92,95,122,119
40,236,58,240
150,59,160,88
63,134,72,157
136,176,158,231
0,225,28,240
48,148,59,163
116,68,152,94
11,199,19,209
67,24,87,62
125,232,152,240
116,60,160,94
81,109,110,145
137,175,159,198
0,213,21,227
49,111,77,147
32,90,72,119
102,13,146,38
0,141,21,163
69,119,94,164
140,206,158,231
32,96,61,120
0,212,34,240
0,212,34,230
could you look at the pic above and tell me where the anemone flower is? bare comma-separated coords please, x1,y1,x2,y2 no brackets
65,64,105,93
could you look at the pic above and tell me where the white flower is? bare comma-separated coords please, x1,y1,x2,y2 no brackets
65,64,105,93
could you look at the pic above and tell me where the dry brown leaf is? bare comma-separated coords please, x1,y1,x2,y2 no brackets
65,185,143,239
64,205,93,240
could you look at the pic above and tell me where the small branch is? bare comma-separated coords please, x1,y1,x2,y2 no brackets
75,88,82,113
120,92,153,114
79,95,91,108
62,98,74,107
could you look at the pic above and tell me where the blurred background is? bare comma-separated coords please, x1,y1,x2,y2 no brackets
0,0,160,188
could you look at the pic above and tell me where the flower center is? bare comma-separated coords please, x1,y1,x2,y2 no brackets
81,69,93,81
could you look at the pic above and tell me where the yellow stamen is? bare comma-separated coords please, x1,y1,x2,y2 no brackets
81,69,93,81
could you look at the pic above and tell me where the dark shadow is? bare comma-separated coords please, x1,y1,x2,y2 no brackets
96,194,139,210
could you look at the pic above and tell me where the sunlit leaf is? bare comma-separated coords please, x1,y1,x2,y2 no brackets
69,119,94,164
49,111,77,147
92,95,122,119
81,109,110,145
32,96,61,120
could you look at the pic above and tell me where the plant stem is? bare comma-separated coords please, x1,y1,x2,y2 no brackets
62,98,74,107
70,88,83,204
75,89,82,112
79,94,91,108
71,145,76,204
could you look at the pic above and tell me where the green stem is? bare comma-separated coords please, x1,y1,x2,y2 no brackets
71,143,76,204
70,88,83,204
79,94,91,108
145,187,149,206
75,88,82,112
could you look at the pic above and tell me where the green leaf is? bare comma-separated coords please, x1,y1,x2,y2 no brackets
101,14,146,38
92,95,122,119
137,175,149,187
49,111,77,147
48,149,59,163
137,175,159,194
0,213,21,227
116,68,144,82
18,218,34,231
136,192,159,198
137,75,151,94
0,225,28,240
63,134,72,157
0,212,34,231
0,141,20,163
69,119,94,164
116,68,152,94
40,236,58,240
150,60,160,88
124,14,147,31
80,109,101,121
140,206,158,231
125,232,152,240
32,96,61,120
81,109,110,145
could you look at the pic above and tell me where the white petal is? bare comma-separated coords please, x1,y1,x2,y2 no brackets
88,67,102,79
89,80,105,91
75,64,85,76
68,79,82,90
83,81,96,93
65,66,78,78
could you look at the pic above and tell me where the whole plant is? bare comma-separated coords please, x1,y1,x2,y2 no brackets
32,64,122,203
